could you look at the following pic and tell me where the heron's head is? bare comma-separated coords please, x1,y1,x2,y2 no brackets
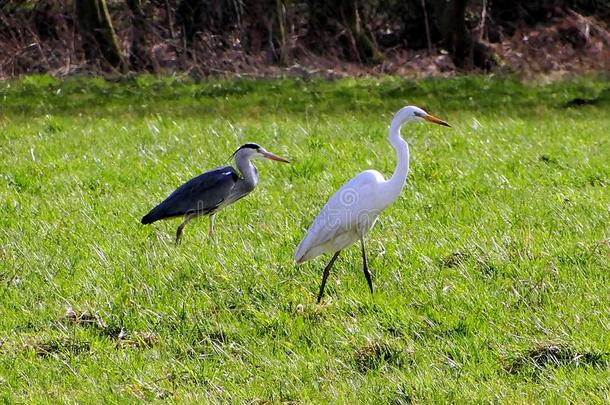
232,143,290,163
396,106,451,127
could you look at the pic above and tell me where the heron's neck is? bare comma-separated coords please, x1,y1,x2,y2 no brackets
236,156,259,187
385,118,410,197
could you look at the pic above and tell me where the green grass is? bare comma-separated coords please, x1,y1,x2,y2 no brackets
1,74,609,402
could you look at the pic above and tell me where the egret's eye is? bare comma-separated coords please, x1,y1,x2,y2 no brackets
413,111,425,118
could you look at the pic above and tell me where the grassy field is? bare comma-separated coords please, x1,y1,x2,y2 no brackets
0,74,609,402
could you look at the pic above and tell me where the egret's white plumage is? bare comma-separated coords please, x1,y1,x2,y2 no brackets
294,106,450,302
294,169,388,263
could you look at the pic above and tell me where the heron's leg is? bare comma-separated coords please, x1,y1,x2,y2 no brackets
208,214,216,237
176,212,197,244
317,250,341,303
361,237,374,295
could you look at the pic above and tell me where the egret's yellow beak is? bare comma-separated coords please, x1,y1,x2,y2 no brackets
424,114,451,127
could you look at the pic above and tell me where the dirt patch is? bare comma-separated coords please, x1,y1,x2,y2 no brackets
506,343,608,375
440,251,470,268
62,307,121,338
205,329,229,345
491,12,610,78
63,307,106,329
354,339,411,373
24,337,91,357
62,307,159,349
116,330,159,349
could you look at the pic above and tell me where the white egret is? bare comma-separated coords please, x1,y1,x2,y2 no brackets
294,106,450,302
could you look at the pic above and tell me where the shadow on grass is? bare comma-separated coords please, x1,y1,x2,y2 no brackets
0,74,608,119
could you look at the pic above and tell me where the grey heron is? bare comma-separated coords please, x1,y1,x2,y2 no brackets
141,143,289,243
294,106,450,303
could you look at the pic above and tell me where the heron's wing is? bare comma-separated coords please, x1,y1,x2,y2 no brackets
294,170,382,262
141,166,239,224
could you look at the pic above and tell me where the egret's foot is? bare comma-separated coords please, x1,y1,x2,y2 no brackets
361,237,374,295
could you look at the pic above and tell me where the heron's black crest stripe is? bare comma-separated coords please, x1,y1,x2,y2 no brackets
230,143,261,159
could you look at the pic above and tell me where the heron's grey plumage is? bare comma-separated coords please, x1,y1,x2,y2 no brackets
141,143,286,243
141,166,241,224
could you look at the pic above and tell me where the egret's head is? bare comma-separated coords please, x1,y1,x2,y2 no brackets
397,106,451,127
232,143,290,163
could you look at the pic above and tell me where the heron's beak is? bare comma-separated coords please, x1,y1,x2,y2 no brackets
261,150,290,163
424,114,451,127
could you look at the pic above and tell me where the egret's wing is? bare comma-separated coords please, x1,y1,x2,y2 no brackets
141,166,239,224
295,171,380,262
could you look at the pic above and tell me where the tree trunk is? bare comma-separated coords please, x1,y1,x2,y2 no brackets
306,0,382,64
342,0,383,64
176,0,202,50
433,0,495,70
275,0,288,65
126,0,155,71
240,0,288,64
75,0,126,72
176,0,242,57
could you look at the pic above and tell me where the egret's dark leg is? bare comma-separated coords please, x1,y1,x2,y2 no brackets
317,250,341,303
176,213,197,244
361,237,374,295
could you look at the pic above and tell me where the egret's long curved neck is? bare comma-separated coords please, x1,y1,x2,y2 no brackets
235,154,259,188
386,114,410,192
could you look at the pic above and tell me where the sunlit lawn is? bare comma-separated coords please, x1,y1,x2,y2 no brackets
0,74,609,402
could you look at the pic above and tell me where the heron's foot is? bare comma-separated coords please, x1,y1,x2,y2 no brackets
176,227,184,245
208,215,216,240
208,232,218,246
176,213,197,245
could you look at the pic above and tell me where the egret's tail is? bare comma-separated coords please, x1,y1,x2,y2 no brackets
295,232,319,264
294,248,305,264
294,239,308,264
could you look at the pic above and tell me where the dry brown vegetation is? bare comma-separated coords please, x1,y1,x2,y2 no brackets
0,1,608,79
